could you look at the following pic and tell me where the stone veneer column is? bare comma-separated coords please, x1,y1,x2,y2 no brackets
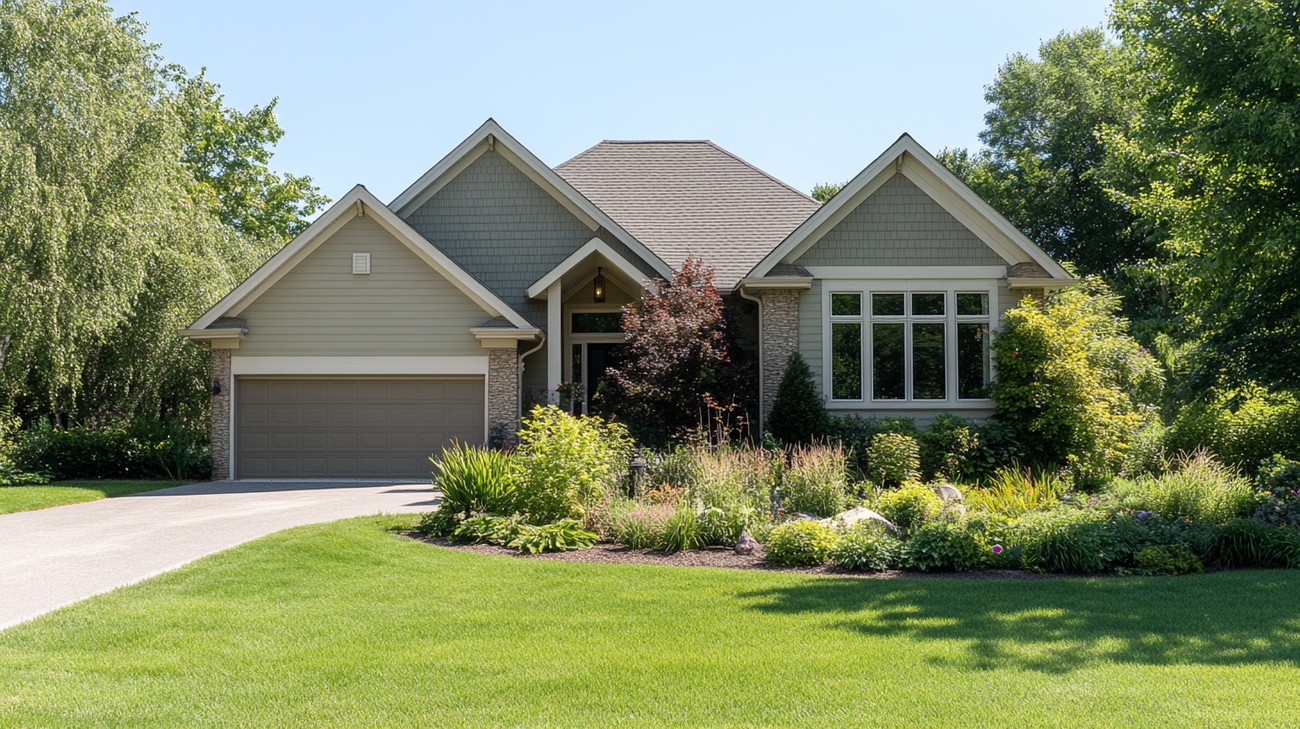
486,347,520,446
210,347,232,480
759,289,801,421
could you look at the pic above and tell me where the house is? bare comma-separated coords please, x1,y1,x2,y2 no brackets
182,119,1073,480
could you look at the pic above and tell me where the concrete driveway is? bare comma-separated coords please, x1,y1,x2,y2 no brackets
0,480,439,631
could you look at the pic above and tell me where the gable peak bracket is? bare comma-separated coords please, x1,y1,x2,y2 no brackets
487,134,495,152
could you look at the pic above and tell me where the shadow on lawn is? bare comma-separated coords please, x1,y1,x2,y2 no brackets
739,571,1300,672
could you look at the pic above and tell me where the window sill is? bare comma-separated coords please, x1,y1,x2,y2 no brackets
825,400,995,410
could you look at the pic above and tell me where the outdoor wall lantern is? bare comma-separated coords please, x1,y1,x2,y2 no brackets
592,267,606,303
212,378,222,396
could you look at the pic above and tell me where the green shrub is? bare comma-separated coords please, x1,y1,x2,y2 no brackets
992,278,1163,484
764,520,840,566
1166,385,1300,474
781,443,849,517
514,405,634,523
830,525,903,571
1122,422,1169,477
1104,453,1256,525
507,519,597,554
1012,509,1114,574
919,415,980,481
871,482,942,536
451,514,525,546
0,413,46,486
964,467,1070,517
866,433,920,487
609,502,672,550
416,508,460,538
1206,520,1298,569
658,503,703,553
431,441,517,518
697,504,752,547
1255,456,1300,528
1134,544,1203,576
13,420,210,480
767,352,829,445
905,520,988,572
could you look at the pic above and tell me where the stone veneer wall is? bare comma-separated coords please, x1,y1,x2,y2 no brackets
210,347,232,480
759,289,802,421
487,347,520,445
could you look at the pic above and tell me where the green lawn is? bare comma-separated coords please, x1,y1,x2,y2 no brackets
0,480,183,514
1,517,1296,727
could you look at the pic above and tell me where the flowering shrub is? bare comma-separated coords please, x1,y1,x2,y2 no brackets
609,502,674,550
1254,456,1300,528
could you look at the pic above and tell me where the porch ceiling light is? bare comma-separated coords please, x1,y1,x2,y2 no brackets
593,267,606,303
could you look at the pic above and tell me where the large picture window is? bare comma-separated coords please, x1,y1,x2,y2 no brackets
827,286,993,405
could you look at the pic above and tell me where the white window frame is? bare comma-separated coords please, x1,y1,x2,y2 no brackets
821,280,999,410
563,305,625,415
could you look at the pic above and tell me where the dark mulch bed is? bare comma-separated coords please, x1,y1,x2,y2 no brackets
401,531,1049,580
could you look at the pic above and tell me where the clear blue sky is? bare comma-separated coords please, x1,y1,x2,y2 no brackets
117,0,1111,204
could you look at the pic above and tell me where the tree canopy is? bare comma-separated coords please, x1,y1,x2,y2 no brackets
945,3,1300,395
1109,0,1300,392
0,0,326,425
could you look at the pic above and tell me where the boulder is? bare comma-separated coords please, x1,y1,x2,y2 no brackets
735,531,762,556
932,483,964,502
819,506,899,536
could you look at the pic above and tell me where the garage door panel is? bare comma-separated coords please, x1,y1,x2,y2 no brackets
270,431,300,449
236,377,484,479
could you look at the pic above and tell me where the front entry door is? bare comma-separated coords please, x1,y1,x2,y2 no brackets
583,342,623,415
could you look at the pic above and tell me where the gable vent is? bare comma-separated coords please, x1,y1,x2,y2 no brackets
351,252,371,275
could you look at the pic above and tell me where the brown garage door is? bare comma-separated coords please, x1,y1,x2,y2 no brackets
235,378,484,479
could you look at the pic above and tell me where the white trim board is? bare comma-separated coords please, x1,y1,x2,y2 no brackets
230,356,489,376
747,134,1072,281
805,266,1009,280
184,185,532,332
527,237,653,299
388,119,672,281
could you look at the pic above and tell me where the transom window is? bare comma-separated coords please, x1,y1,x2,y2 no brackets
828,287,992,404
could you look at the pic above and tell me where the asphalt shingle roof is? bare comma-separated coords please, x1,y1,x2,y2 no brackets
555,140,821,290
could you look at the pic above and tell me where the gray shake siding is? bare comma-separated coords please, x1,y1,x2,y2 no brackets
788,174,1025,424
793,175,1007,267
236,215,487,357
402,151,657,330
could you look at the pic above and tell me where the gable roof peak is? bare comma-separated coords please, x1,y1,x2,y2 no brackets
746,132,1074,281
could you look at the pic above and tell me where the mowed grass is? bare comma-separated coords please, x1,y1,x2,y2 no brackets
0,480,182,514
1,517,1297,727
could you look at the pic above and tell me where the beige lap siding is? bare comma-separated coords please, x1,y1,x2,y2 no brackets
234,215,486,358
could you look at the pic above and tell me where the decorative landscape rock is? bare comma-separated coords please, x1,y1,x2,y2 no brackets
932,483,964,502
735,531,762,556
818,506,899,536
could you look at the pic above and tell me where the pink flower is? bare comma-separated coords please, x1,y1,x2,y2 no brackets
991,544,1004,555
